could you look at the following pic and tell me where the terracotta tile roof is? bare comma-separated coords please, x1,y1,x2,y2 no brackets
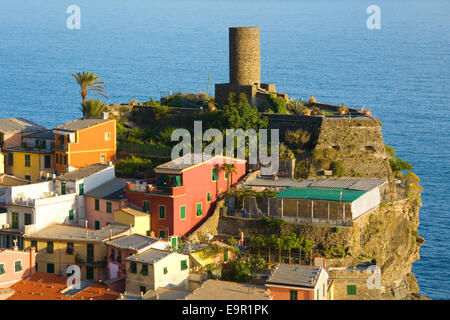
7,272,120,300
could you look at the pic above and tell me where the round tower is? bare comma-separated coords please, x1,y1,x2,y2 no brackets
229,27,261,86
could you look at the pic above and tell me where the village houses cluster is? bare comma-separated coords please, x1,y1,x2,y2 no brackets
0,114,386,300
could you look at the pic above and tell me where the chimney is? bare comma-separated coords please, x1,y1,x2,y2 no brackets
13,239,18,251
102,111,109,120
109,229,113,241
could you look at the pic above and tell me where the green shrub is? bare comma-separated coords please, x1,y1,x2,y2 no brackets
267,94,287,114
115,156,151,177
389,157,413,178
330,161,346,177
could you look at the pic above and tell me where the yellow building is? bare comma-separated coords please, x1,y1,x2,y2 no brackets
114,207,151,236
24,223,131,281
4,130,54,182
4,149,52,182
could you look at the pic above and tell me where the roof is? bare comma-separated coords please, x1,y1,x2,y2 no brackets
243,177,387,191
0,118,45,134
156,154,244,172
191,252,215,267
274,187,366,202
127,248,173,264
185,280,271,300
266,264,323,289
105,234,158,251
54,118,110,132
115,206,149,218
85,178,127,201
6,273,120,300
56,163,111,181
24,223,131,242
24,130,55,140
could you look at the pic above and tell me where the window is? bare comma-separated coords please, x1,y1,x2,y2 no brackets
110,249,115,261
181,260,188,271
47,241,54,254
44,155,51,168
87,244,94,263
117,251,122,263
317,289,319,300
47,263,55,274
223,249,228,262
56,153,59,164
207,192,212,202
31,240,38,250
100,154,106,163
212,168,218,181
79,183,84,196
63,155,67,165
163,267,168,274
106,202,112,213
24,154,31,167
139,286,146,294
158,206,165,220
169,175,182,187
24,213,32,225
104,132,110,141
69,209,74,221
196,203,203,217
11,212,19,229
0,264,5,276
66,243,74,255
157,174,167,187
347,285,356,295
95,221,100,230
7,153,13,166
25,175,31,181
159,230,166,239
290,290,297,300
141,264,148,276
130,262,137,274
61,182,66,195
142,201,149,212
95,199,100,211
180,206,186,220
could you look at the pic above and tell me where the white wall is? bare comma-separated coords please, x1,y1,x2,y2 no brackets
154,253,190,290
351,187,380,219
314,269,329,300
6,181,53,205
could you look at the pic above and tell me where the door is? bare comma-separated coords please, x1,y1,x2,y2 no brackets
47,263,55,274
61,182,66,195
86,266,94,280
87,244,94,263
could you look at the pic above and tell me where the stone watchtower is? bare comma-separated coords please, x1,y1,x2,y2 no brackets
215,26,287,109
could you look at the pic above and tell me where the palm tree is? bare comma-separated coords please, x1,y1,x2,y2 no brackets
220,163,237,192
72,71,108,114
80,99,107,118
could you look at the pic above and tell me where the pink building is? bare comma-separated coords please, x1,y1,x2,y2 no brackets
0,248,36,288
125,154,246,238
85,178,128,230
0,118,45,150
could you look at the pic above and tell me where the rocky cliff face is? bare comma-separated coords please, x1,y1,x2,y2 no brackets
213,194,424,299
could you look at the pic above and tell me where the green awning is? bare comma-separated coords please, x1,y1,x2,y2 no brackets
274,188,366,202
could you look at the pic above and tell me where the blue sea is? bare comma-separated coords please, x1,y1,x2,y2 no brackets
0,0,449,299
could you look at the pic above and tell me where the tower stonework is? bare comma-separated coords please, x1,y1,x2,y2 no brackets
229,27,261,86
215,26,287,109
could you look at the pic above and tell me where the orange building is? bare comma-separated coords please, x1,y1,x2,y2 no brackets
52,117,116,174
